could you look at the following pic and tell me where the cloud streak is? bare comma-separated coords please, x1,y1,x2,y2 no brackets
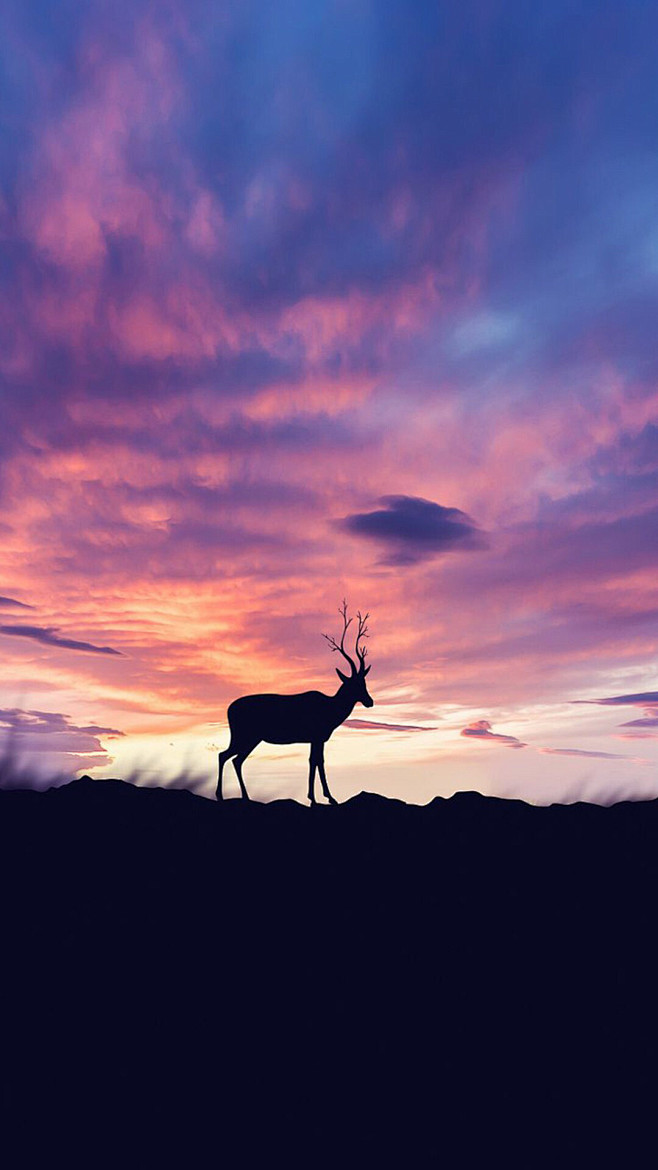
0,595,34,610
461,720,527,749
0,706,124,780
460,720,647,768
537,747,632,761
578,693,658,708
0,625,122,656
344,719,436,732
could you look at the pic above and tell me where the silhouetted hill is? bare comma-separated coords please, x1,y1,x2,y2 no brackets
1,777,657,1162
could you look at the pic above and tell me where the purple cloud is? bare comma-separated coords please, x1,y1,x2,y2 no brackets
577,692,658,707
0,625,122,656
461,720,527,749
460,721,641,764
573,693,658,740
342,496,485,565
0,708,123,740
0,707,124,782
0,595,34,609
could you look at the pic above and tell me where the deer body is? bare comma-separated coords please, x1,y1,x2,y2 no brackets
226,686,360,745
216,604,372,804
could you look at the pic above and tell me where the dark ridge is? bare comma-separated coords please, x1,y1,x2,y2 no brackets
1,775,656,1161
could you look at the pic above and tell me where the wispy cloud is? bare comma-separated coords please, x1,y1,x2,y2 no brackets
0,625,122,656
461,720,526,749
0,595,34,610
344,719,436,732
574,692,658,743
577,692,658,707
0,706,124,781
461,719,647,766
537,747,631,761
0,707,123,740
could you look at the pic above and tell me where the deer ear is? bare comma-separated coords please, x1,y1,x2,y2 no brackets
336,668,350,683
364,664,371,676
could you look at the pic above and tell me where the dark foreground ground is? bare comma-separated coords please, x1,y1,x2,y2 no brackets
2,776,658,1163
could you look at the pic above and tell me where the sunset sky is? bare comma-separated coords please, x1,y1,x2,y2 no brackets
1,1,658,803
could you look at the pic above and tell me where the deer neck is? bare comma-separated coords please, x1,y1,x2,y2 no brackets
332,682,358,725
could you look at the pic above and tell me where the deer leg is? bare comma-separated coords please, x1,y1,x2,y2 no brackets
216,747,236,800
233,741,258,800
317,745,337,805
308,745,319,804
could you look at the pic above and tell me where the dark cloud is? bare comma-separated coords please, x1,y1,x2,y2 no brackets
342,495,485,565
344,719,436,732
577,692,658,707
0,625,122,656
594,692,658,733
461,719,526,749
0,595,34,609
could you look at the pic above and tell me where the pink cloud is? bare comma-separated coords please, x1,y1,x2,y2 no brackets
460,721,649,768
344,719,436,732
537,747,632,761
461,720,527,749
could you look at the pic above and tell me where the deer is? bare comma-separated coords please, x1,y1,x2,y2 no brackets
216,602,373,803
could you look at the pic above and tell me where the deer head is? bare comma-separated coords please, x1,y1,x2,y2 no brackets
322,601,373,708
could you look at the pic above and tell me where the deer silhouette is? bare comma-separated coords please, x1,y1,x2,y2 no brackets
216,602,373,803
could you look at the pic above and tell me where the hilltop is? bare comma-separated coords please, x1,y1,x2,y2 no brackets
1,776,656,1161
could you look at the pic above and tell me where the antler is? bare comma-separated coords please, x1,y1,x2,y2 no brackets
355,610,369,670
322,599,358,675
